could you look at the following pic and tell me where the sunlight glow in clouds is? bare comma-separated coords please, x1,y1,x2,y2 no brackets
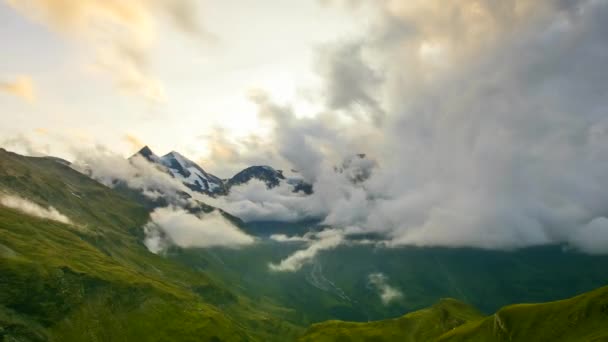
0,75,35,102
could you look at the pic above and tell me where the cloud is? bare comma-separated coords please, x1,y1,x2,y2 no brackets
270,233,310,243
5,0,208,102
570,218,608,255
8,0,607,256
71,147,190,202
205,179,326,222
269,229,343,272
144,206,254,253
197,127,280,178
0,194,71,224
0,76,35,102
368,273,403,305
123,134,145,153
231,0,608,255
316,41,385,125
1,134,49,156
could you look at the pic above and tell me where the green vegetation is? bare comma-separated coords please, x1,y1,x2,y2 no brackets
439,285,608,342
0,149,300,341
299,298,483,342
171,242,608,325
300,286,608,342
2,148,608,341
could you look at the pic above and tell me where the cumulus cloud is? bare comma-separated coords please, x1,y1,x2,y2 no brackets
0,194,71,224
269,229,343,272
5,0,208,102
368,273,403,305
13,0,608,256
316,41,385,125
0,76,35,102
232,0,608,255
205,179,326,222
144,206,254,253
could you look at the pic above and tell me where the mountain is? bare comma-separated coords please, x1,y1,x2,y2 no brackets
226,165,286,189
299,298,483,341
159,151,226,194
131,146,313,196
225,165,314,194
334,153,376,184
3,148,608,341
173,241,608,326
0,148,299,341
131,147,226,195
135,145,161,163
301,285,608,342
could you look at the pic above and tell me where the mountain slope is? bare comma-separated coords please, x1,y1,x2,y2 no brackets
226,165,286,189
0,148,300,341
438,285,608,342
130,146,226,195
299,298,483,342
299,285,608,342
160,151,226,195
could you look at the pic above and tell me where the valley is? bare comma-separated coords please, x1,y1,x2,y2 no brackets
1,148,607,341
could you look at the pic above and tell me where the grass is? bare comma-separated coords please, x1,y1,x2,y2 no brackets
299,298,483,341
0,149,301,341
2,148,608,341
298,285,608,342
438,285,608,342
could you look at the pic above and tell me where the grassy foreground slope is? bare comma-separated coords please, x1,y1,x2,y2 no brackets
300,286,608,342
0,149,299,341
439,285,608,342
299,298,483,342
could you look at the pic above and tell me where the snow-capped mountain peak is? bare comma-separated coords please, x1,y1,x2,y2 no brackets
130,147,225,195
134,145,161,163
160,151,225,194
129,146,313,195
226,165,286,189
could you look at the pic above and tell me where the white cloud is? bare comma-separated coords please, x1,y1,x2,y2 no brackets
144,206,254,253
0,194,71,224
368,272,403,305
203,179,327,222
72,148,190,203
270,233,310,243
269,229,343,272
231,0,608,255
569,217,608,255
9,0,608,256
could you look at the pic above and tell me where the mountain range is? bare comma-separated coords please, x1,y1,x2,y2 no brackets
130,146,312,196
1,147,607,341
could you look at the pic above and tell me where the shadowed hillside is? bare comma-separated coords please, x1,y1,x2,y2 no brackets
0,149,300,341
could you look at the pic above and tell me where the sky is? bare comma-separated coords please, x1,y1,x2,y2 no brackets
3,0,608,257
0,0,357,173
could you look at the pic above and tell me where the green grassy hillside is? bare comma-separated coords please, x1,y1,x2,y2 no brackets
299,286,608,342
170,242,608,326
299,298,483,342
439,285,608,342
0,149,300,341
3,148,608,341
